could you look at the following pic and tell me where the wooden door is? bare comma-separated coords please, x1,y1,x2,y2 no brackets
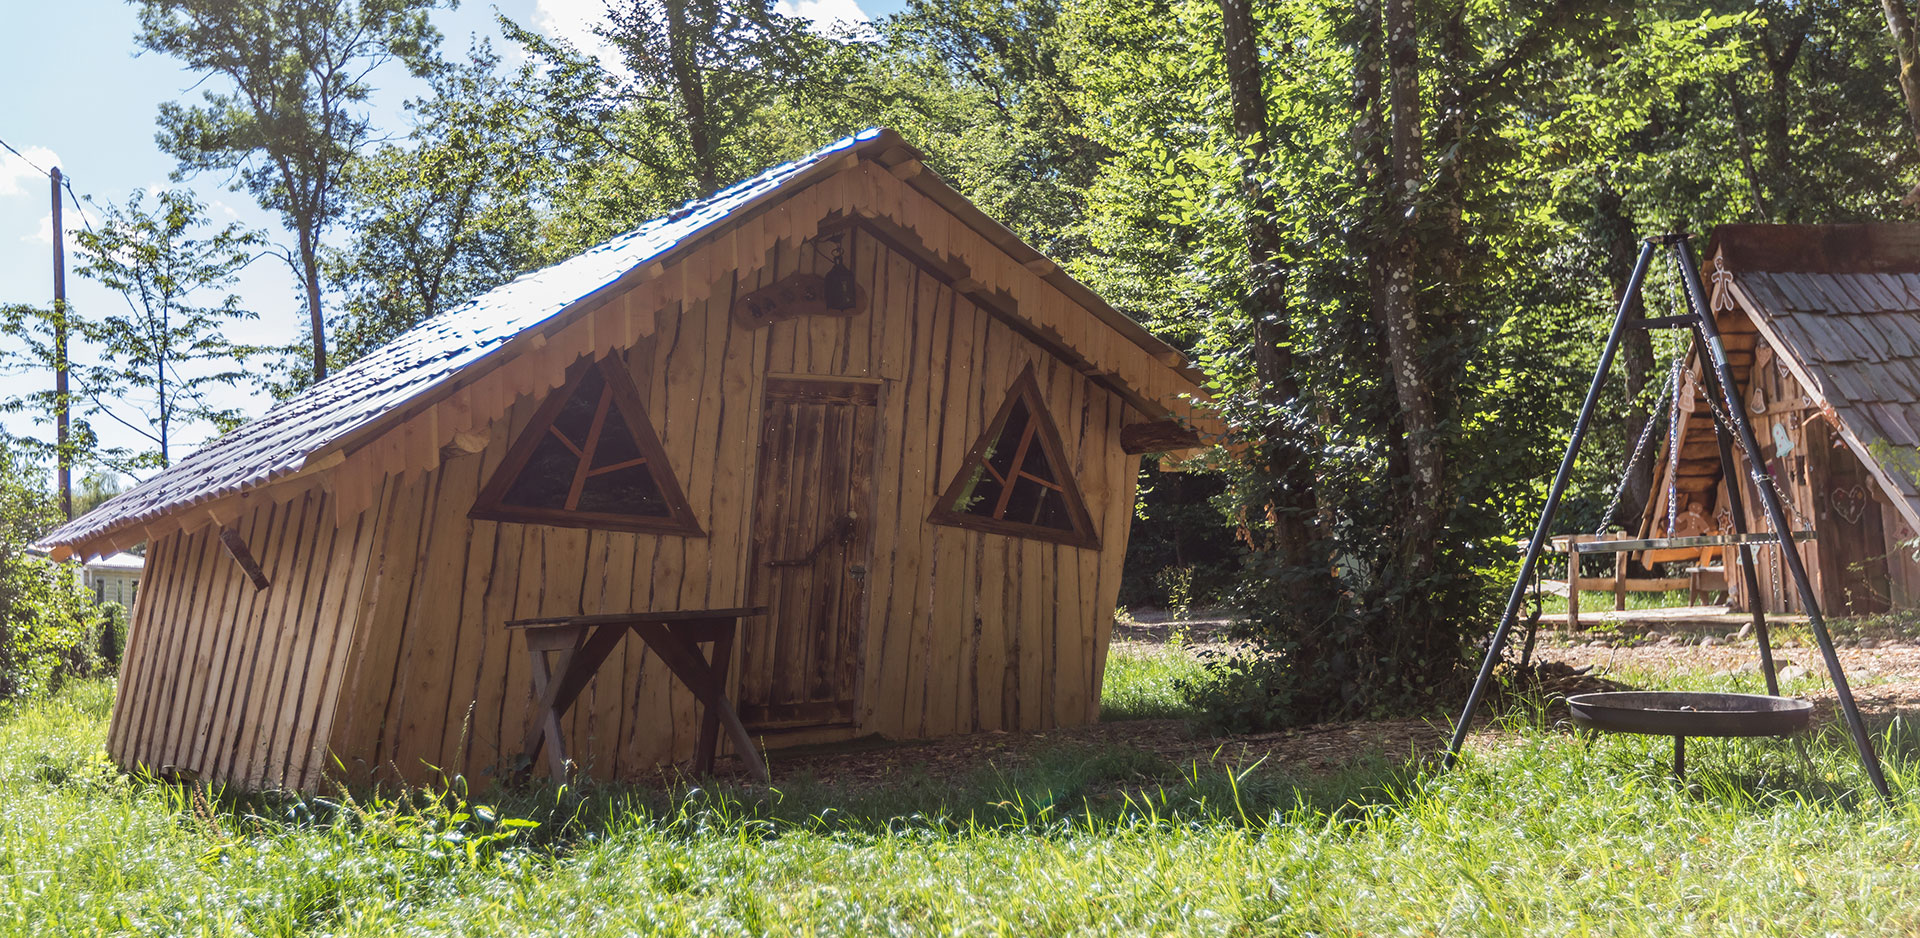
740,378,878,730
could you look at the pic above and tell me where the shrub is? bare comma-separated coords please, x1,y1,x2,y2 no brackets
0,447,111,701
95,601,128,668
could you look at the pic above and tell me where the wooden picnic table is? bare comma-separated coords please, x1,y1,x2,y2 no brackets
506,606,770,783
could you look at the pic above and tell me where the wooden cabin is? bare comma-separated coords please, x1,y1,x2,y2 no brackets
1643,224,1920,615
40,130,1216,791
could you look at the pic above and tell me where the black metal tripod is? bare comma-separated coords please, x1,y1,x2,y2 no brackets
1443,233,1892,802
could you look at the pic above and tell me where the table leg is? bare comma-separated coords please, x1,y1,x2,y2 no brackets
521,628,580,781
677,621,734,775
519,625,625,781
633,620,769,782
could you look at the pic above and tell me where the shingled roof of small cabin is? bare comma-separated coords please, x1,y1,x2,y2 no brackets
43,129,1209,557
1704,223,1920,532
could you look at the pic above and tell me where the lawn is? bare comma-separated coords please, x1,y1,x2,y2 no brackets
6,643,1920,935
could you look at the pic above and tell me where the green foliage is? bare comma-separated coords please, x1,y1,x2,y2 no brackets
71,188,265,470
135,0,450,384
0,448,109,701
0,301,96,474
72,469,125,517
1098,639,1208,721
1117,467,1237,611
95,601,128,669
326,43,554,363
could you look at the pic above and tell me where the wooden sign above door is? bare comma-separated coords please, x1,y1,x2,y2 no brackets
732,272,868,328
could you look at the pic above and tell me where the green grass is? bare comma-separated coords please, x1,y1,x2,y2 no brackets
11,665,1920,934
1098,637,1209,721
1537,588,1696,615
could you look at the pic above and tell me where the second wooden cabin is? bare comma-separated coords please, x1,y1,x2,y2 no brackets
43,129,1216,791
1643,223,1920,615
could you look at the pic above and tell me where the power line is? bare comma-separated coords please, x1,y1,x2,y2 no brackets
0,133,55,179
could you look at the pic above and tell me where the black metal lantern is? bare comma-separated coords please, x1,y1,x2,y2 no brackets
823,237,858,311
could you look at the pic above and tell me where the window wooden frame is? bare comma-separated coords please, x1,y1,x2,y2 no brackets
928,365,1100,549
470,353,704,537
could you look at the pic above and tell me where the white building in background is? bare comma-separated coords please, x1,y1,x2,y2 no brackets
82,551,144,608
25,547,145,609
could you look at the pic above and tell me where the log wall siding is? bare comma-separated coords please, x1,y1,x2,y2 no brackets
111,213,1146,787
108,488,378,790
296,227,1139,786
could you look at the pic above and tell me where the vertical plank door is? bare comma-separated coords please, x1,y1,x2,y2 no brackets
740,377,878,730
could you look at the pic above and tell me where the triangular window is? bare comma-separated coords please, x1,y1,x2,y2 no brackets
930,366,1098,549
471,354,703,536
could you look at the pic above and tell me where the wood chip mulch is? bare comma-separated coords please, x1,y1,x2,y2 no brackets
677,634,1920,792
702,717,1452,792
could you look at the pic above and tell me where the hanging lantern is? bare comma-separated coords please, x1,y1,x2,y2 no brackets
824,237,858,311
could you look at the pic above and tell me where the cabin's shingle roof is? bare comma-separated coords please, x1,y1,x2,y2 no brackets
46,128,1204,554
45,130,883,550
1729,266,1920,524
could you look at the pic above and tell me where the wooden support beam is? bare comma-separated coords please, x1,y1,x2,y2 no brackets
218,525,271,591
888,159,924,180
1120,420,1205,454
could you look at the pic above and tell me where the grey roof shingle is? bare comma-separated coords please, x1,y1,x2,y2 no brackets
1738,267,1920,528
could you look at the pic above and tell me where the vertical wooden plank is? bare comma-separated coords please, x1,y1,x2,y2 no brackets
220,494,310,784
257,495,340,787
385,449,485,780
328,473,432,783
195,503,276,778
293,504,379,790
155,526,228,773
234,493,322,786
177,522,247,774
106,533,166,762
146,525,220,771
268,494,349,787
924,290,987,736
110,532,179,766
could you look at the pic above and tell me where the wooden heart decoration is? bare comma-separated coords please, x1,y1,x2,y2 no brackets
1830,484,1869,525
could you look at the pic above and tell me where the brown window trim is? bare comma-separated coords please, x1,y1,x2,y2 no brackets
470,353,704,537
928,364,1100,550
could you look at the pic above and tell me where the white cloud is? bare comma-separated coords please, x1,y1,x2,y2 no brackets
0,145,62,199
24,202,99,245
534,0,620,67
775,0,872,34
531,0,874,68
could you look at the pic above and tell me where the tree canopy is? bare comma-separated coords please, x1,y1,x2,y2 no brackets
98,0,1920,725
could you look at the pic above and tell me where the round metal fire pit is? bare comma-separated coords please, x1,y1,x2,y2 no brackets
1567,691,1814,738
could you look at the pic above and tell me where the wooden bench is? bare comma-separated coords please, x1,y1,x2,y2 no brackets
1547,532,1813,628
506,606,770,783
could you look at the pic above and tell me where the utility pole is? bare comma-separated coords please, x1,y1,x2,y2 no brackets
50,166,70,522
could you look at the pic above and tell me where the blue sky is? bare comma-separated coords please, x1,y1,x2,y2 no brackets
0,0,900,484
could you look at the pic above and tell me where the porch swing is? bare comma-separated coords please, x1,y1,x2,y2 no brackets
1444,233,1890,799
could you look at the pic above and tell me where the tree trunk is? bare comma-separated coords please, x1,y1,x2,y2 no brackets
1720,78,1773,221
1597,183,1651,526
664,0,718,193
300,228,328,383
1218,0,1318,562
1755,12,1807,217
1380,0,1444,573
1881,0,1920,201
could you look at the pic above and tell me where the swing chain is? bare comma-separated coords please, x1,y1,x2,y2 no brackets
1693,351,1813,532
1594,345,1687,536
